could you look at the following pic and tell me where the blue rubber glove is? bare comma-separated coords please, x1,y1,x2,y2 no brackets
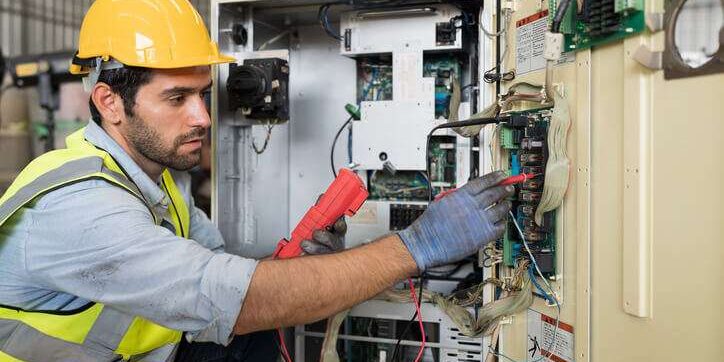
398,171,513,272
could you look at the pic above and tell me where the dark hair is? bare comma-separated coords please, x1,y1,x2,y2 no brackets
89,66,154,125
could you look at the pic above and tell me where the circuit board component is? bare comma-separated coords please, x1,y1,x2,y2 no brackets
357,55,393,102
549,0,646,52
501,109,557,276
423,54,462,118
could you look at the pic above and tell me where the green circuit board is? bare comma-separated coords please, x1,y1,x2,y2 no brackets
499,109,557,277
549,0,646,52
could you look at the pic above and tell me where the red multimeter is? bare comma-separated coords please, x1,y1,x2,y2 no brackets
272,168,368,259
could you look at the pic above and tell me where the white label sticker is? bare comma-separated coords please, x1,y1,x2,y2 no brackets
527,309,575,362
516,11,549,75
395,52,424,101
557,51,576,65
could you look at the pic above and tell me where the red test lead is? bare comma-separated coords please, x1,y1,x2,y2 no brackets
433,173,539,202
498,173,539,186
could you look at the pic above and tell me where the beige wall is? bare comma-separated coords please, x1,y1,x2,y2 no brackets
492,0,724,360
589,43,723,361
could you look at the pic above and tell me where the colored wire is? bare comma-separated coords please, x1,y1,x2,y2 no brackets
390,275,424,362
500,210,560,362
330,116,354,177
277,328,292,362
408,278,426,362
510,210,556,301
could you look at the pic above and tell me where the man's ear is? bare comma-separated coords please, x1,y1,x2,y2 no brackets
91,83,124,126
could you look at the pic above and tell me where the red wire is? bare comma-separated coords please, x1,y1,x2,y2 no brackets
408,278,426,362
271,249,292,362
277,328,292,362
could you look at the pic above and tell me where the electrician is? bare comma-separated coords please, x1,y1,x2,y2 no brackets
0,0,513,361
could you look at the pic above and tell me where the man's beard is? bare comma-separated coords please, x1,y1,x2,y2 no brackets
126,113,206,171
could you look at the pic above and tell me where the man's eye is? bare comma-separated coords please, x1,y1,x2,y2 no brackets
169,96,185,105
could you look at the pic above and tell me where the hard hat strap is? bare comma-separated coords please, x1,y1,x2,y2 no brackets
83,57,124,92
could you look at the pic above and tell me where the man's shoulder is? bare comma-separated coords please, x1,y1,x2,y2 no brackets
34,177,147,212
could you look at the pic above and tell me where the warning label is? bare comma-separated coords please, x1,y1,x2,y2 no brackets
527,309,575,362
515,10,574,75
516,10,549,75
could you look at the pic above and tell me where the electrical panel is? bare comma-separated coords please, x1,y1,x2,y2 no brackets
342,4,475,260
204,0,724,360
342,4,470,171
210,1,567,361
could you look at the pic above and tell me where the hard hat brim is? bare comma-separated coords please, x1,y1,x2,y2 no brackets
70,53,236,75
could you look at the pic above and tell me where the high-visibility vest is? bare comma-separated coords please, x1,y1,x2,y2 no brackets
0,128,189,361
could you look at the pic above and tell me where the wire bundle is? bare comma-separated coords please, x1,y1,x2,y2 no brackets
378,261,533,338
384,283,531,338
446,76,491,138
534,87,571,226
319,310,350,362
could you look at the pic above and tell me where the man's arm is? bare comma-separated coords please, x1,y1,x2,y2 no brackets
24,181,257,344
234,171,513,335
234,234,414,334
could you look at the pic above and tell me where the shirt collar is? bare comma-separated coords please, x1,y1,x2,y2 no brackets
83,120,168,207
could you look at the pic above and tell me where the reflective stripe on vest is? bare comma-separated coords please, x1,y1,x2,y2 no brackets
0,128,185,361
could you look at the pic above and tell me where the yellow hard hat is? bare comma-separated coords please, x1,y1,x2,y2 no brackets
70,0,234,74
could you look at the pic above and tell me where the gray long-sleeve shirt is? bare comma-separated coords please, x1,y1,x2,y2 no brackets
0,121,258,345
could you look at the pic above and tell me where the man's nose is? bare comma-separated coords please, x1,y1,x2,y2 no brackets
188,97,212,129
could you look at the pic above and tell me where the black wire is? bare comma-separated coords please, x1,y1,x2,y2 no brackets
318,2,346,41
460,83,478,91
551,0,573,33
252,125,274,154
483,67,515,83
495,0,501,97
331,116,353,177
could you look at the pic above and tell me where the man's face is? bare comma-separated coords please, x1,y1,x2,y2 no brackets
123,66,212,171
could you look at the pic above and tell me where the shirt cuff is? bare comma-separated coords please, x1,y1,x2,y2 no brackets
188,253,258,345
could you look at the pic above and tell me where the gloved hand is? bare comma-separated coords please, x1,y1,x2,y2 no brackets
398,171,513,272
301,217,347,255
